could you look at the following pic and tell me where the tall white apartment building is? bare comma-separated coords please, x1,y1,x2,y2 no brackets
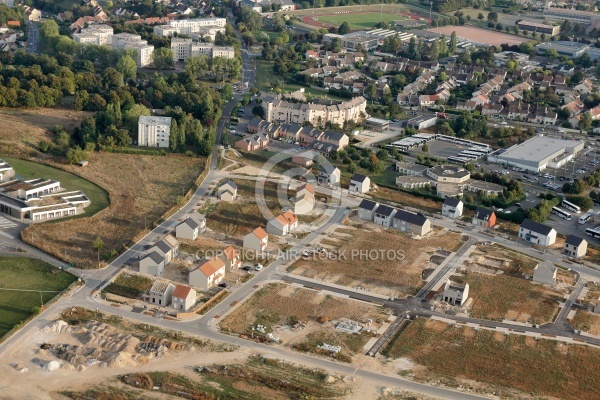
138,116,172,148
73,24,114,45
111,32,154,67
154,17,226,40
171,38,234,62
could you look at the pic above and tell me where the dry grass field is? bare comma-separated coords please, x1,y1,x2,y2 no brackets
572,311,600,336
205,179,282,237
220,283,388,359
383,318,600,400
460,273,561,324
455,245,563,324
370,186,441,213
23,153,205,267
289,222,463,297
0,107,92,157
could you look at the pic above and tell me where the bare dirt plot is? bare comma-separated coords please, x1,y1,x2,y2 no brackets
220,283,389,360
383,318,600,400
458,272,561,324
23,153,205,268
205,179,282,237
572,311,600,336
428,26,528,46
0,107,92,157
289,222,463,297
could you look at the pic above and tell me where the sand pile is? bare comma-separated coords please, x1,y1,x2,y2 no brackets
42,320,70,334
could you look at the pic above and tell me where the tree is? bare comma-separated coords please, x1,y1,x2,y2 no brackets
240,6,262,31
116,54,137,80
252,104,265,119
123,104,150,133
366,83,377,102
422,143,429,153
579,112,592,132
449,31,457,55
487,12,499,22
477,13,484,20
93,236,103,264
347,163,356,174
153,48,174,71
186,55,209,79
338,21,351,35
66,146,89,164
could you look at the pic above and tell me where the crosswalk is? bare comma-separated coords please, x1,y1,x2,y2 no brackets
0,216,17,228
0,230,14,239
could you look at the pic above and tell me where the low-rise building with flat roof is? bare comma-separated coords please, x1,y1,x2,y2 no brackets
427,165,470,184
488,136,584,172
517,21,560,36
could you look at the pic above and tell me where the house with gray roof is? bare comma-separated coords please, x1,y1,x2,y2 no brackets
175,212,206,240
442,197,463,219
349,173,370,194
392,209,431,236
374,204,396,227
139,251,166,276
532,261,557,286
358,199,379,221
318,164,340,185
564,234,587,258
519,219,556,246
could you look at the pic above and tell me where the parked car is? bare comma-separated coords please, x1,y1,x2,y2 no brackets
255,263,263,271
515,203,522,208
218,282,230,288
242,266,252,271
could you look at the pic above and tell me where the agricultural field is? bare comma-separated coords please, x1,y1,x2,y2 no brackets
0,257,76,338
22,153,205,268
428,25,527,46
4,157,109,218
383,318,600,400
0,107,92,158
571,311,600,336
289,221,463,297
220,283,389,361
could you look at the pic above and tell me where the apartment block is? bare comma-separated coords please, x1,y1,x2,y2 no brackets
138,116,172,148
171,38,234,62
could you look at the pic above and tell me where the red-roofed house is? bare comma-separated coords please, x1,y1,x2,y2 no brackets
189,257,225,290
172,285,197,311
219,245,241,272
243,227,268,252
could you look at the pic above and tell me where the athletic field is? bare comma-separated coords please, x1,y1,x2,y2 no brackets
313,12,406,30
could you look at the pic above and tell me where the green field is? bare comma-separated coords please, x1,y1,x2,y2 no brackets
316,12,406,30
3,157,110,219
0,257,77,338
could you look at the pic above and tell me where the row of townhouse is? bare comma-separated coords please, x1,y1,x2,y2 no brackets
357,200,432,236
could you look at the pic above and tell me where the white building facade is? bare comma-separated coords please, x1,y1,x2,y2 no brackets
138,116,172,148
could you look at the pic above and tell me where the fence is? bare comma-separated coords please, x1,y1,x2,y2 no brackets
192,289,229,316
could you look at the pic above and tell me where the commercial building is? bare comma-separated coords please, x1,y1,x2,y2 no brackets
171,38,235,62
516,21,560,36
427,165,470,184
488,136,584,172
542,7,598,25
536,41,600,61
406,115,437,130
322,29,415,51
138,116,172,148
262,93,367,127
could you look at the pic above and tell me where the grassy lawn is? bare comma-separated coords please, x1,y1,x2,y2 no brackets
103,272,153,299
317,12,405,30
383,318,600,400
255,60,347,101
3,157,110,219
0,257,76,338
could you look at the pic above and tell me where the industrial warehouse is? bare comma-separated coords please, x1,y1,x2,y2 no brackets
488,136,584,172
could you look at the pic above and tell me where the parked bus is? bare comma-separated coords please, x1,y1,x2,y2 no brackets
561,200,581,214
579,212,594,224
586,226,600,239
551,207,572,220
